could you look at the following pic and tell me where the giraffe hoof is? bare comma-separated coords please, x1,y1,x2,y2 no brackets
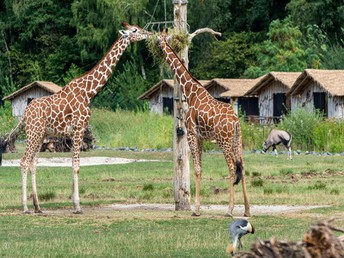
191,212,201,217
23,210,32,214
224,213,233,217
73,210,83,215
34,210,43,214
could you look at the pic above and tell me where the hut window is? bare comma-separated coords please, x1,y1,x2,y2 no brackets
27,98,34,105
163,97,173,115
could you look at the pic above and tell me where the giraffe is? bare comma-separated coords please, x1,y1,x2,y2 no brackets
157,30,250,217
6,22,150,214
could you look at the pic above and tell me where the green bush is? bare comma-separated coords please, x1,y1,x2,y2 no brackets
313,120,344,152
279,105,323,150
0,102,18,136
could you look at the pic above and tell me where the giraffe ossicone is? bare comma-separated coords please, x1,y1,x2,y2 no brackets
157,30,251,217
6,22,150,214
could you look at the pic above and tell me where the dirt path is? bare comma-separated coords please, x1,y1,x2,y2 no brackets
2,156,160,167
38,203,330,218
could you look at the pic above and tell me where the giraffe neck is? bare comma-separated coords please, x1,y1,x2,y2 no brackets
161,39,207,105
72,36,130,100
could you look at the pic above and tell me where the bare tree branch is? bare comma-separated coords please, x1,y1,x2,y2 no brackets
189,28,222,41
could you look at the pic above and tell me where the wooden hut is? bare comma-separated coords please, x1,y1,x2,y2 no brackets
288,69,344,118
3,81,62,117
138,79,210,114
204,78,260,116
245,72,301,123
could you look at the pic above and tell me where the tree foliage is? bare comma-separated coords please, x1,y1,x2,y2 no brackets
1,0,344,110
245,18,307,78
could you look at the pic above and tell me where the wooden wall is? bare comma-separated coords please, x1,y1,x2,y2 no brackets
291,82,344,118
258,81,289,117
148,86,174,114
12,87,52,117
328,96,344,118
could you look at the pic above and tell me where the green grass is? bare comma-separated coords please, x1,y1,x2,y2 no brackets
89,108,173,149
1,149,344,257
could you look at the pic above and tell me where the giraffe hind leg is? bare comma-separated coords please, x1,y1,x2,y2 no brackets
21,132,44,214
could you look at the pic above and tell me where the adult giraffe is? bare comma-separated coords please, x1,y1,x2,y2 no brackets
156,29,250,217
6,22,150,214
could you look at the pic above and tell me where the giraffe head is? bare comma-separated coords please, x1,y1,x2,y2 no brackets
120,22,151,42
157,28,172,45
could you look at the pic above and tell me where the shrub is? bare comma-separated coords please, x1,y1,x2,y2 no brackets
0,102,18,136
279,105,323,150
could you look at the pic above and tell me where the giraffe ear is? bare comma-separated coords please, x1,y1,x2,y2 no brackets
121,21,129,28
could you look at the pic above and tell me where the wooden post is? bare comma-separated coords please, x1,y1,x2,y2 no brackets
172,0,191,211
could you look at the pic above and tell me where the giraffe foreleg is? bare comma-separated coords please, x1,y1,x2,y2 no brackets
21,146,38,214
71,129,84,214
188,134,203,216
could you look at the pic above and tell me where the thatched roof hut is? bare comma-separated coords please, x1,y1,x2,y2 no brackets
3,81,62,117
245,72,301,122
204,78,260,116
288,69,344,118
137,79,210,114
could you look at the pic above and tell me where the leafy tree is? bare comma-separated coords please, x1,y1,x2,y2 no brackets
191,32,260,79
287,0,344,41
92,60,149,111
244,18,307,78
0,0,78,89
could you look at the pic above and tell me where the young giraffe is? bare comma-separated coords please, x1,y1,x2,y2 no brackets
158,30,250,217
6,22,150,214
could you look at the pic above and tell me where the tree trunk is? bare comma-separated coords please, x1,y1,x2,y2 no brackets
173,0,191,211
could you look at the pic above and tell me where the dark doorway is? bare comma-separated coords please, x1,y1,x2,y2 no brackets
313,92,327,116
273,93,287,117
163,97,173,115
238,97,259,116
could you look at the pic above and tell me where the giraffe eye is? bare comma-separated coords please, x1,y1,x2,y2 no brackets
133,28,137,33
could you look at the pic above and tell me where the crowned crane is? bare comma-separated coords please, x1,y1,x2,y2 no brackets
226,219,255,255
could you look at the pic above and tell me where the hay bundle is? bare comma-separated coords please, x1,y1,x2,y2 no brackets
236,219,344,258
146,29,189,64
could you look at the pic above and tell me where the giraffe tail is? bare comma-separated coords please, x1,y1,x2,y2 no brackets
232,121,243,185
234,159,242,185
3,114,26,151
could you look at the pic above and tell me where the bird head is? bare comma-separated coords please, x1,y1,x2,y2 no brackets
227,219,255,255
